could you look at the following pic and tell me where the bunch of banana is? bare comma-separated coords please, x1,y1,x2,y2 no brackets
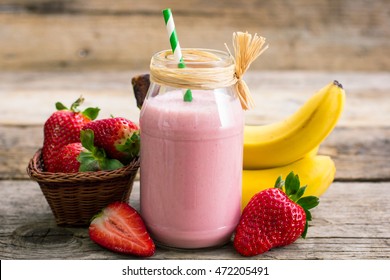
242,81,345,208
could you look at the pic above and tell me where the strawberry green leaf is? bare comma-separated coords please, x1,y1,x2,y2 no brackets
77,148,123,172
93,148,106,160
304,208,312,222
115,131,141,158
80,129,97,153
292,185,307,201
55,102,68,111
78,151,101,172
82,107,100,120
79,129,123,171
285,171,300,196
296,185,307,197
274,175,284,189
100,158,124,170
301,221,309,239
297,196,320,210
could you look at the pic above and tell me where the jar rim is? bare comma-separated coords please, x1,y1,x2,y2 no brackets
151,48,234,69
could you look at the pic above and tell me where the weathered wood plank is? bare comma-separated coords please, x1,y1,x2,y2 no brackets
0,180,389,259
0,71,142,125
1,125,389,181
1,71,389,126
318,127,390,182
0,0,389,71
0,71,389,180
4,0,388,19
0,125,43,180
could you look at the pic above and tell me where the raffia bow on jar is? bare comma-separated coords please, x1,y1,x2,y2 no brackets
149,32,268,110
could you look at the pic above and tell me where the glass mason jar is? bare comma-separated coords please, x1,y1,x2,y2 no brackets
140,49,244,249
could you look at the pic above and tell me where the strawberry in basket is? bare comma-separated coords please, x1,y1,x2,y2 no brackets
50,130,124,173
29,98,141,227
49,142,84,173
82,117,140,165
42,97,100,172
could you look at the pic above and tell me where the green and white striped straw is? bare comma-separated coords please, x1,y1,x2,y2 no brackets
162,8,192,102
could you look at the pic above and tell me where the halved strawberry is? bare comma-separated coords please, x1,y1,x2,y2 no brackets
89,202,155,257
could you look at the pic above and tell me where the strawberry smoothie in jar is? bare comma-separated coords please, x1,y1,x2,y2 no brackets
140,49,244,248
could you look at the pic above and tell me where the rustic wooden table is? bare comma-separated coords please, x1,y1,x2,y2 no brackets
0,71,389,259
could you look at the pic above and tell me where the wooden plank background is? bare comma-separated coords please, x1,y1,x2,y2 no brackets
1,0,389,71
1,71,389,182
0,0,389,261
1,180,389,259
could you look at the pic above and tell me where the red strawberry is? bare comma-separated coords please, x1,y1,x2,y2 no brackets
82,117,140,165
89,202,155,257
233,172,319,256
42,97,99,172
78,129,124,171
50,130,125,173
51,142,83,173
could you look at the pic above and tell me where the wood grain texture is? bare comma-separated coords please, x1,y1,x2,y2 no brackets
1,71,389,126
0,180,389,259
1,125,389,181
0,70,388,260
0,71,389,180
0,0,389,71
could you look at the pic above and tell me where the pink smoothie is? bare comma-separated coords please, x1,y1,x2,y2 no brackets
140,89,243,248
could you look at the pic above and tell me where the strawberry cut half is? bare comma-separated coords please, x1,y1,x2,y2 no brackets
89,202,155,257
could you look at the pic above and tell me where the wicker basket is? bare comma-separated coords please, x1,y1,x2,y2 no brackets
27,148,140,227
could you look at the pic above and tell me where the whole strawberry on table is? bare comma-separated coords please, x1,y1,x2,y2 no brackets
233,171,319,256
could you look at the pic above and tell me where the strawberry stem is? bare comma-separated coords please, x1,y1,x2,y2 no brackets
70,96,84,112
55,97,100,120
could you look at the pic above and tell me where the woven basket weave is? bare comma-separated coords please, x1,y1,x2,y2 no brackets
27,148,140,227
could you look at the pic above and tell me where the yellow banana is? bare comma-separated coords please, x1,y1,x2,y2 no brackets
243,81,345,169
242,155,336,209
